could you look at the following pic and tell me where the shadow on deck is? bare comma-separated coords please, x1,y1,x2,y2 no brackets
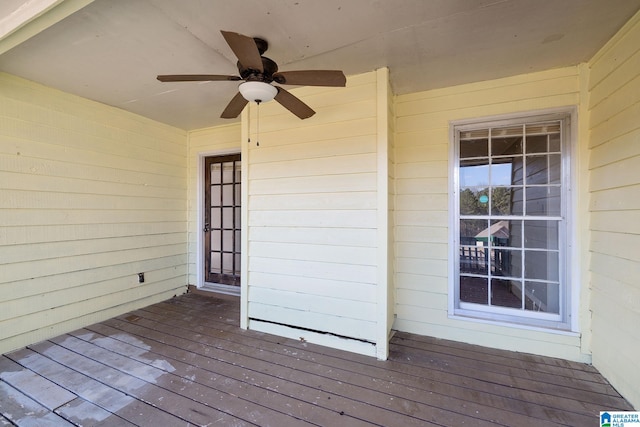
0,292,633,426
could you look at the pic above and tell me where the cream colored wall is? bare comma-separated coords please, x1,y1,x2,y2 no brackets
242,70,390,357
186,123,241,286
394,67,591,362
587,10,640,409
0,72,188,355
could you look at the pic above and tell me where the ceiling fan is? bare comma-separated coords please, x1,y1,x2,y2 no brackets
157,30,346,120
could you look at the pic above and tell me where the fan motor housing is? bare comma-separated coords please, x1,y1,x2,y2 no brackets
238,56,278,82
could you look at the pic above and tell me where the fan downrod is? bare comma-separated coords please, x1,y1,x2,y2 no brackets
253,37,268,55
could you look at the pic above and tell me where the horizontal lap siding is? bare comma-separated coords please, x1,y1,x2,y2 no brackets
186,124,241,285
394,67,586,361
587,10,640,409
0,73,188,354
246,73,379,342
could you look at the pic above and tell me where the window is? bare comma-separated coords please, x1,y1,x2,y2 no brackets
451,111,572,329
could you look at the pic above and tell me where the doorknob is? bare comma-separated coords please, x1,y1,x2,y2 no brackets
203,223,210,232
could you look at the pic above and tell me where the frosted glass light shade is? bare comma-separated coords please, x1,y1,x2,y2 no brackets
238,81,277,103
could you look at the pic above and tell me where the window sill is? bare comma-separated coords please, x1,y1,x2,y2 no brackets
448,312,579,336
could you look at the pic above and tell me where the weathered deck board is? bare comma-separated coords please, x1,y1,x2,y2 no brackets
0,292,634,427
132,301,569,426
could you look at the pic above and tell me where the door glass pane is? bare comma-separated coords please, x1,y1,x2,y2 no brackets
211,230,221,251
210,186,221,206
235,161,242,181
222,184,233,205
210,252,221,271
235,231,242,252
222,207,233,229
222,253,233,274
211,208,221,226
234,207,241,227
234,254,241,274
222,162,234,182
210,164,221,184
222,230,233,251
234,183,241,203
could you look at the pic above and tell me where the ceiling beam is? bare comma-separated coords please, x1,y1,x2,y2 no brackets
0,0,94,55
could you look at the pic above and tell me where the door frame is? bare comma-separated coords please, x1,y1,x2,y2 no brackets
196,149,242,296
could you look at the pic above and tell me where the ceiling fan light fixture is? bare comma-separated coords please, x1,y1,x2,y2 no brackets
238,81,277,103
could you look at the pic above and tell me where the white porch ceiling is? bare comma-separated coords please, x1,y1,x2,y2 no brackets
1,0,639,130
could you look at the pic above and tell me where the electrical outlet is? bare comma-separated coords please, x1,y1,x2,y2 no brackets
138,273,145,283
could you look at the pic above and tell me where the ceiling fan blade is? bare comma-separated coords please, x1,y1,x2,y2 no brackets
272,70,346,87
220,30,263,72
274,87,315,119
157,74,241,82
220,92,249,119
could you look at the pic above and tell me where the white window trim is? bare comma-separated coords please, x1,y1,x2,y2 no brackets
448,107,579,333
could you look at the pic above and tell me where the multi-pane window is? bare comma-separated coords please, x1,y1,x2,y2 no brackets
453,113,571,327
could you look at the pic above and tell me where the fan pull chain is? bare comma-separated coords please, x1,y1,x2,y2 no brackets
256,102,260,147
247,107,251,144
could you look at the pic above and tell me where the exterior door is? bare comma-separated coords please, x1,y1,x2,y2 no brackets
204,154,241,285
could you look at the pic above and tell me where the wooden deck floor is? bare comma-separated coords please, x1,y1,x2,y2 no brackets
0,292,633,426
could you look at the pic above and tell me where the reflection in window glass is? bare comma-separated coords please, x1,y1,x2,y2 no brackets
525,123,561,153
525,281,560,313
524,221,558,249
490,162,515,186
524,250,559,282
492,137,523,156
490,187,515,216
456,117,567,325
460,276,488,304
459,188,489,215
460,161,489,187
491,248,521,278
491,279,522,308
525,186,561,216
460,139,488,158
526,154,561,185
